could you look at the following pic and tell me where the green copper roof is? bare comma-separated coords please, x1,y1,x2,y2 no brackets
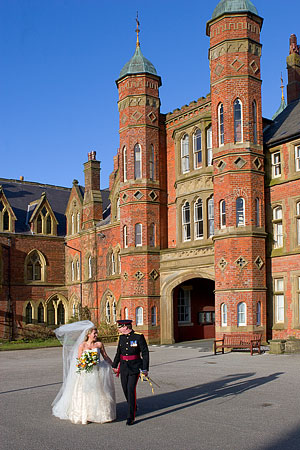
272,97,287,121
212,0,258,19
119,45,157,79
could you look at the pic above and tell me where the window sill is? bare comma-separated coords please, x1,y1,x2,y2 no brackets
178,322,194,327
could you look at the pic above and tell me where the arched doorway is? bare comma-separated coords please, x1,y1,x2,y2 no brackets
173,278,215,342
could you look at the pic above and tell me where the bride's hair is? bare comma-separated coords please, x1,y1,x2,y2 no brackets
84,326,97,341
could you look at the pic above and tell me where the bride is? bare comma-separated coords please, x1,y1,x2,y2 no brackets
52,320,116,424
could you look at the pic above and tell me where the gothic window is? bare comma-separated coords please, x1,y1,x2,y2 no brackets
88,255,92,279
272,152,281,178
134,144,142,179
236,197,245,227
256,301,261,326
135,223,142,247
76,259,80,281
26,251,42,281
116,197,120,221
273,206,283,248
274,278,284,323
136,306,143,326
221,303,227,326
25,302,33,324
57,302,65,325
207,126,213,166
106,300,111,323
47,300,55,325
149,145,155,180
111,253,116,275
123,146,128,181
208,197,214,237
193,129,202,169
181,134,190,173
3,210,9,231
117,250,121,274
151,306,157,326
252,101,257,144
37,214,42,233
182,202,191,241
71,213,75,235
255,198,260,227
194,198,203,239
295,146,300,172
218,103,224,146
77,212,81,233
149,223,155,247
237,302,246,326
71,261,75,281
124,307,129,320
220,200,226,228
123,225,128,248
112,300,117,323
234,98,243,143
178,288,191,323
297,202,300,246
0,201,12,232
38,302,44,323
46,215,52,234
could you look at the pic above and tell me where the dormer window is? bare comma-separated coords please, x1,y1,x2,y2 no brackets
0,200,12,232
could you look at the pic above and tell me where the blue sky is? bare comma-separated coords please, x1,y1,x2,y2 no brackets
0,0,299,189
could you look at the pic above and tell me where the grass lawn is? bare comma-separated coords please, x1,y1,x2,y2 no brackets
0,338,61,351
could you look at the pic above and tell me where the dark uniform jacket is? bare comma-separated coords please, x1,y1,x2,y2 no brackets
112,330,149,375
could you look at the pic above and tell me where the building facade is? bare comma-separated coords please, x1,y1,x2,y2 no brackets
1,0,300,344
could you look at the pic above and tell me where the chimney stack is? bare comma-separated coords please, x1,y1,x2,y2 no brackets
82,151,102,229
287,34,300,104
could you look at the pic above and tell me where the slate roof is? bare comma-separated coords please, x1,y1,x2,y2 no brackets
0,178,111,236
263,98,300,147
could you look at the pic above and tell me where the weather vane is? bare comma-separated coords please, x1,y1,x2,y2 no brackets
136,11,140,47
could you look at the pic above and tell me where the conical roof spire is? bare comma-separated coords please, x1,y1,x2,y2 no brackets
272,74,287,120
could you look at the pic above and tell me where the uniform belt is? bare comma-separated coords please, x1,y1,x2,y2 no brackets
120,355,140,361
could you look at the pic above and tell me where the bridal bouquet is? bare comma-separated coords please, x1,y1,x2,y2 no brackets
76,350,99,373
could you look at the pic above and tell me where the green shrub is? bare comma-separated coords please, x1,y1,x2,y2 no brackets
18,324,55,342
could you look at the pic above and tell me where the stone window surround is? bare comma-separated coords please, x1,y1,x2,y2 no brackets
178,194,214,245
24,249,47,284
0,205,13,232
22,296,68,325
271,150,282,179
291,270,300,329
272,203,284,250
272,273,287,330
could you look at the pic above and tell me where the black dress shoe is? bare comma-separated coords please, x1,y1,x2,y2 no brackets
126,419,134,426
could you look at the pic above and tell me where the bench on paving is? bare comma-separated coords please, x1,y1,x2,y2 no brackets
213,333,262,356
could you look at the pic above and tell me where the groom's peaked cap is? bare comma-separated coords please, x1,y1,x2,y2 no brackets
117,319,132,325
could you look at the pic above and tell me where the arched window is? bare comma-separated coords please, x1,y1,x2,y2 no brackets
149,145,155,180
193,129,202,169
234,98,243,143
88,255,92,279
45,215,51,234
297,201,300,246
37,214,42,233
252,100,257,144
71,261,75,281
136,306,143,326
194,198,203,239
106,300,111,323
256,301,261,326
151,306,157,326
207,126,213,166
135,223,142,247
221,303,227,326
123,146,127,181
255,198,260,227
77,212,81,233
181,134,190,173
123,225,128,248
124,307,129,320
112,301,117,323
274,278,284,323
3,210,10,231
236,197,245,227
71,213,75,235
111,253,116,275
218,103,224,146
57,302,65,325
25,302,33,324
117,250,121,274
38,302,44,323
208,197,214,237
149,223,155,247
134,144,142,179
220,200,226,228
237,302,246,326
182,202,191,241
116,198,120,221
273,206,283,248
27,251,42,281
47,300,55,325
178,288,191,323
76,259,80,281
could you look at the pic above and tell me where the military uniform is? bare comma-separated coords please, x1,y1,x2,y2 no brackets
112,328,149,423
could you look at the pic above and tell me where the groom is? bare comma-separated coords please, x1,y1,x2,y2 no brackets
112,319,149,425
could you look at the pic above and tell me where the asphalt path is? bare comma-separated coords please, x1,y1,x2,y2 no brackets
1,343,300,450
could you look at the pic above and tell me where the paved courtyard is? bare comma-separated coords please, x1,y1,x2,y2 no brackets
1,342,300,450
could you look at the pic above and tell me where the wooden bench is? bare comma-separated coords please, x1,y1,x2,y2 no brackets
214,333,262,356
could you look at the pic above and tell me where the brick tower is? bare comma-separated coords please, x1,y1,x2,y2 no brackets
206,0,267,339
115,20,165,341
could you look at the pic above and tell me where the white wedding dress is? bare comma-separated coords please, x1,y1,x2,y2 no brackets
52,321,116,425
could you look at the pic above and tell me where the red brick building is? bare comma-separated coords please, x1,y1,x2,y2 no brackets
1,0,300,344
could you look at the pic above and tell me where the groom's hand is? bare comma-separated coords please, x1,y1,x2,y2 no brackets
112,368,118,374
141,370,148,377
